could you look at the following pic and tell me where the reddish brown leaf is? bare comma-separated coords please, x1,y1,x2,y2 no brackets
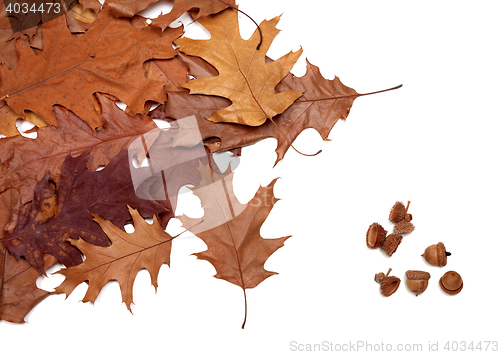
3,149,167,273
0,5,182,130
143,56,189,92
164,60,359,164
0,189,56,323
180,169,288,328
176,8,303,126
55,206,174,311
0,94,157,204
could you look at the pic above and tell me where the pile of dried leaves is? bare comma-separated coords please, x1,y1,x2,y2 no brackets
0,0,399,327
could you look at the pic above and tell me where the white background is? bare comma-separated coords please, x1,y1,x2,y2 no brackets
2,1,500,354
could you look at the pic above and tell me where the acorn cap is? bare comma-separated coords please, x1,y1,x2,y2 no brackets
389,201,412,223
405,270,431,280
440,271,463,295
436,242,449,266
381,276,401,297
389,201,406,223
381,234,403,257
374,268,400,297
394,220,415,234
366,222,387,249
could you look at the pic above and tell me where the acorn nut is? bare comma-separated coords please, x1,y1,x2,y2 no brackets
366,222,387,249
374,268,400,297
422,242,451,266
389,201,412,223
381,234,403,257
439,271,463,295
405,270,430,296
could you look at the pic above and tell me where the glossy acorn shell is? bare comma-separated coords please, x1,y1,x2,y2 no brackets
405,270,430,296
440,271,463,295
422,242,449,266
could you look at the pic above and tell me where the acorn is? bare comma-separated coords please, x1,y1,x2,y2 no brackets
439,271,463,295
381,233,403,257
389,201,412,223
394,220,415,234
374,268,401,297
422,242,451,266
366,222,387,249
405,270,431,296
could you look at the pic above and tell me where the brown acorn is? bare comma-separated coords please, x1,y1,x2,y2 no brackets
422,242,451,266
366,222,387,249
439,271,463,295
374,268,400,297
394,220,415,234
389,201,412,223
381,233,403,257
405,270,431,296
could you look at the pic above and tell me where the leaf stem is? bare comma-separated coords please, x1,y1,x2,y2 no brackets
241,287,248,329
226,5,263,50
357,84,403,98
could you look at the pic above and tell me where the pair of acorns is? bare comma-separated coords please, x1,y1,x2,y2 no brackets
374,241,463,297
366,201,415,256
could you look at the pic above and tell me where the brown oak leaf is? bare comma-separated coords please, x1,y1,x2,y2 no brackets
0,5,182,130
175,8,303,126
54,206,174,311
164,60,360,164
0,0,102,70
180,168,289,328
3,149,167,273
0,94,157,204
0,189,57,323
143,56,190,92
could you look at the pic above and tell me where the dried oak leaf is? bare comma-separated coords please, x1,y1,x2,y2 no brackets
0,5,182,130
143,56,189,92
54,206,174,311
0,0,102,71
107,0,235,31
180,169,288,328
175,8,303,126
0,94,157,204
163,60,358,164
0,189,57,323
3,149,167,273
